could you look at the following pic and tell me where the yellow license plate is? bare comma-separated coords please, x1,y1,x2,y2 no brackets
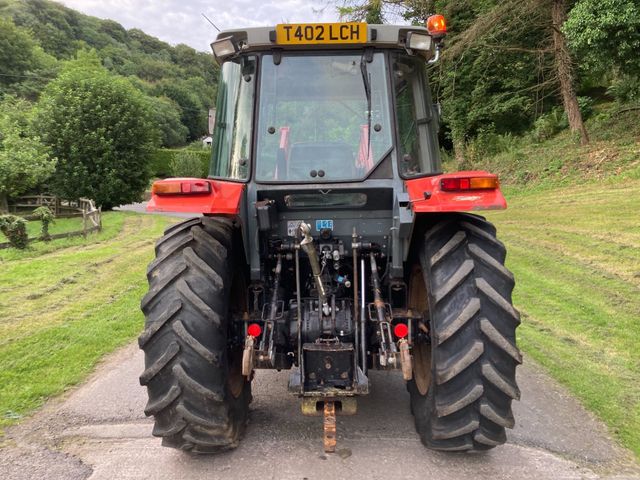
275,22,367,45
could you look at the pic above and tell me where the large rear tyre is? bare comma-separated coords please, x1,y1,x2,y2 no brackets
408,213,521,451
139,217,250,453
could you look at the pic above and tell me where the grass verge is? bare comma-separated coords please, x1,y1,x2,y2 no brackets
0,211,180,430
486,179,640,457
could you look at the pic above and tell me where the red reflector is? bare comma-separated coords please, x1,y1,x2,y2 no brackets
247,323,262,337
394,323,409,339
427,14,447,37
181,181,211,194
440,178,463,191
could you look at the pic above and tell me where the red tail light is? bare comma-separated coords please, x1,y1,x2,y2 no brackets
152,179,212,195
440,176,499,192
247,323,262,337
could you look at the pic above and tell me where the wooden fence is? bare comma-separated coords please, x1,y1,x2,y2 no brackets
0,196,102,249
9,195,86,218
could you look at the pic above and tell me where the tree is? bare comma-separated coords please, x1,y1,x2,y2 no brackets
37,51,156,209
551,0,588,145
338,0,384,23
0,18,58,99
339,0,590,150
0,96,56,212
0,18,39,89
564,0,640,77
151,96,189,147
154,80,208,141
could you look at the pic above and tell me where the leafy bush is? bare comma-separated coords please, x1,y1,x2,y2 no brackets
149,149,177,177
577,96,594,119
195,149,211,176
531,99,592,143
463,128,519,164
151,148,211,178
32,206,55,240
170,150,206,178
0,214,28,249
533,109,568,142
606,76,640,104
0,96,56,212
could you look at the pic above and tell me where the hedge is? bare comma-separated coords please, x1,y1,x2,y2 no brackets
150,148,211,178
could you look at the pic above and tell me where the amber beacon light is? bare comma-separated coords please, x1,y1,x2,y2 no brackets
426,14,447,38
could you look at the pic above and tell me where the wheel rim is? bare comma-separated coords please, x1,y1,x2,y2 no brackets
413,341,431,395
408,264,432,396
227,347,245,398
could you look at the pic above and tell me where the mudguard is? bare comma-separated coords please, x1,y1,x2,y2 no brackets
147,178,245,215
405,171,507,212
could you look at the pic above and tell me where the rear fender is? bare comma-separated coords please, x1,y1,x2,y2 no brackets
405,171,506,213
401,171,506,268
147,178,245,215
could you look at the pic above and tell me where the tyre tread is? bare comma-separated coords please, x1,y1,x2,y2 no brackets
139,217,249,453
409,214,520,452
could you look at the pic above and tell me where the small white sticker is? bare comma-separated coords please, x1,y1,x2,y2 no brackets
453,195,482,202
287,220,302,237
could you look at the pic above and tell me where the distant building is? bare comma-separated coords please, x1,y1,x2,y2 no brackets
202,136,212,147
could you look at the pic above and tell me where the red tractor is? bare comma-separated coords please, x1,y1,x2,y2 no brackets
139,16,521,454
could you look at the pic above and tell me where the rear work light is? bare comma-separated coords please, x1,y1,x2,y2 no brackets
152,179,212,195
426,14,447,38
440,176,499,192
406,32,433,52
211,37,238,63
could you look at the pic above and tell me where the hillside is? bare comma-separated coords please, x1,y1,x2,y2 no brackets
444,103,640,189
0,0,218,144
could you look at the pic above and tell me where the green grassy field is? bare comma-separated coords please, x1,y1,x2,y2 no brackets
0,212,179,429
487,179,640,457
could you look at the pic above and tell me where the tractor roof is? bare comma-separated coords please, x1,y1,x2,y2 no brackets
213,24,433,54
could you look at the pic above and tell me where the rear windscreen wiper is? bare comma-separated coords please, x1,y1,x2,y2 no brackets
360,51,372,158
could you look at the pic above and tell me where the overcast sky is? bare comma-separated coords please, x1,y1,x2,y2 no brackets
57,0,344,52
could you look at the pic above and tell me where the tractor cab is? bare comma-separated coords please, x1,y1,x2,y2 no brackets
209,25,441,185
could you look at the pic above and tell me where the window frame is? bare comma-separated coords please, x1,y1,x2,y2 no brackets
208,55,258,183
252,49,394,185
391,52,442,180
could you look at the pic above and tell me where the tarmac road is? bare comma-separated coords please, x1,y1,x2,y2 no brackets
1,343,639,480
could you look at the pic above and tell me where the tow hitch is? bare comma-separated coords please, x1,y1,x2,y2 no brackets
300,397,357,453
323,401,337,453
